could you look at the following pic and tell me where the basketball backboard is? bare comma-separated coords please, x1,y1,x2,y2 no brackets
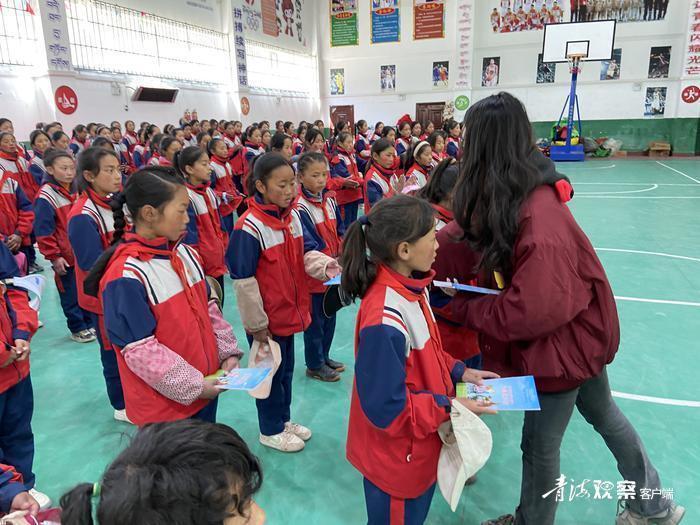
542,20,616,63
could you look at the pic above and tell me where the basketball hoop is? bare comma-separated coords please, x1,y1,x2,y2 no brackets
567,53,586,74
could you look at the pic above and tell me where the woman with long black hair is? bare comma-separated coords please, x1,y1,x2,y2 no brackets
436,92,683,525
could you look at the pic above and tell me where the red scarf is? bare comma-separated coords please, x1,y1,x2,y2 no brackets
159,157,173,167
0,149,39,199
245,141,263,152
247,196,300,267
431,203,453,225
211,154,231,172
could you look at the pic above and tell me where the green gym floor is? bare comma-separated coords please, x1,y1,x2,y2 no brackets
29,158,700,524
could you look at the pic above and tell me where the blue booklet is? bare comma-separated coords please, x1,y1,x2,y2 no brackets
324,274,341,286
216,368,272,391
457,376,540,411
433,280,500,296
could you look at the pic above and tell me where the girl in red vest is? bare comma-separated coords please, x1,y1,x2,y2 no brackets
340,195,497,525
177,146,228,301
158,136,181,168
428,130,448,168
85,167,243,426
403,141,433,190
363,138,398,213
443,119,462,159
208,138,243,235
420,121,435,141
395,122,412,157
35,149,95,343
0,133,38,203
446,93,683,525
329,132,363,230
297,152,346,383
354,120,372,174
227,153,339,453
69,147,127,422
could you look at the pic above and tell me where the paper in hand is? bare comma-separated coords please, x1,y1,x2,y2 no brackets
216,368,272,391
324,274,341,286
433,280,500,296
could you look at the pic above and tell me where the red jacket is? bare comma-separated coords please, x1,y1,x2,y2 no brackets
68,190,116,313
346,266,465,499
210,155,243,217
100,235,219,424
0,152,39,202
227,197,311,336
0,243,38,394
363,163,396,213
297,189,342,294
185,182,227,278
0,170,34,246
446,185,619,392
329,147,363,205
34,182,77,264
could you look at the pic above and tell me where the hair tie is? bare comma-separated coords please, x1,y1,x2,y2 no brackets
413,141,429,160
92,482,101,498
358,215,370,226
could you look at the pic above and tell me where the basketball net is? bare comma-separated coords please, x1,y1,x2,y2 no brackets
567,54,585,74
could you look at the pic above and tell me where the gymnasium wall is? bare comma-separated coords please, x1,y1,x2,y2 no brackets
319,0,698,154
319,0,464,126
0,0,323,140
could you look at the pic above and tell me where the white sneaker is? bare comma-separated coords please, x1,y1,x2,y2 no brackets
284,421,312,441
113,409,133,424
259,430,305,452
70,329,96,343
28,488,51,510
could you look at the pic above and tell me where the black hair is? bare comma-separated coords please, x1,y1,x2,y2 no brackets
0,118,10,128
411,121,422,134
45,121,62,133
84,166,185,297
296,151,326,176
44,147,74,168
76,147,120,192
270,132,292,152
314,119,324,127
335,131,353,149
404,141,431,172
304,128,324,149
95,125,110,137
242,125,260,144
159,136,179,156
29,129,51,148
374,121,384,132
259,120,270,128
397,121,411,133
275,120,284,129
110,121,120,128
427,130,447,150
224,121,235,132
170,127,184,137
149,133,165,154
174,146,207,181
139,121,149,130
145,124,159,142
355,119,367,135
51,130,69,144
296,123,308,137
196,131,211,145
443,118,460,135
283,121,294,134
90,137,114,150
60,419,263,525
340,195,435,300
371,137,393,157
418,159,458,205
163,124,175,136
453,92,540,278
35,122,45,130
246,152,292,196
125,120,135,128
72,124,87,138
86,123,97,134
333,121,348,137
109,126,121,134
206,137,226,158
381,126,395,139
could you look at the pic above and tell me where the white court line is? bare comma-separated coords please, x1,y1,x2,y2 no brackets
614,296,700,307
611,391,700,408
594,248,700,263
656,161,700,184
573,182,699,186
577,184,658,195
576,196,700,199
561,163,617,170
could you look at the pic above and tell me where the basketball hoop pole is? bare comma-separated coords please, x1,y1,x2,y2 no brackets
550,55,585,162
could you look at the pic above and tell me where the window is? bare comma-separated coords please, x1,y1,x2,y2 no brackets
0,0,39,67
65,0,230,85
245,40,317,97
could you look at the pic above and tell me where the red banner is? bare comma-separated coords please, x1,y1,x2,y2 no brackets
414,0,444,40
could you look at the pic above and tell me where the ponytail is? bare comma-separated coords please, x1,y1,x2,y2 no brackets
340,195,435,300
417,158,458,205
59,483,96,525
340,218,376,301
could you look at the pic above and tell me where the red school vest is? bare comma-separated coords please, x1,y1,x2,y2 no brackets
36,183,76,264
331,147,363,205
210,156,242,217
99,236,219,424
0,152,39,202
68,190,116,313
297,191,341,294
363,163,396,214
186,182,227,278
234,198,311,336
